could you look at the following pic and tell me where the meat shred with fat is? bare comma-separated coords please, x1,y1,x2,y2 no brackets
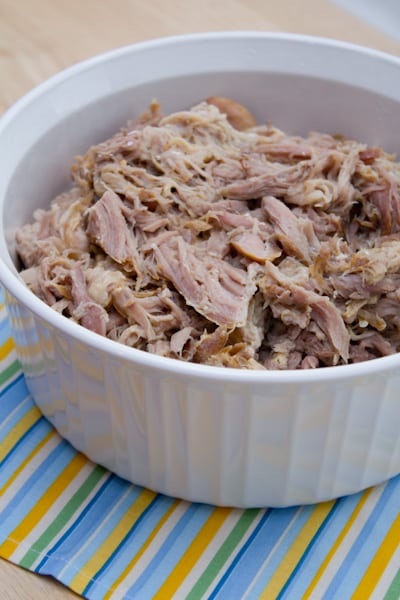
15,97,400,369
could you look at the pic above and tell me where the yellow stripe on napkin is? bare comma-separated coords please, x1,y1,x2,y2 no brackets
0,405,41,463
0,337,15,361
1,429,56,495
152,507,232,600
260,500,335,599
0,452,87,558
71,488,157,594
351,511,400,599
302,488,373,599
104,499,181,600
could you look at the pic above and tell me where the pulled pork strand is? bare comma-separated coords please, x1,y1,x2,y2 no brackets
15,97,400,369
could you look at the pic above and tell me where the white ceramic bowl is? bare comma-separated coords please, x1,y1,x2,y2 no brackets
2,32,400,508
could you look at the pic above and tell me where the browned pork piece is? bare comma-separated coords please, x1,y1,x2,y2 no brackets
15,97,400,369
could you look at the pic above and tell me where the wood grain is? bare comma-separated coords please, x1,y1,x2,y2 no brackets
0,558,79,599
1,0,400,115
1,0,399,597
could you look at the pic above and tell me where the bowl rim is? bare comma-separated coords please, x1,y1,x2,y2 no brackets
2,30,400,384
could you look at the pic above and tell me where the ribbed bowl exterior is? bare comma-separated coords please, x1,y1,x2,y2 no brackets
3,33,400,507
6,290,400,508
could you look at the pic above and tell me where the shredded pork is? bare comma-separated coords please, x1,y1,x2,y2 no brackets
15,97,400,369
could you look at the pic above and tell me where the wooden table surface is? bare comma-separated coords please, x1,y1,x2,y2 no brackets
1,0,400,597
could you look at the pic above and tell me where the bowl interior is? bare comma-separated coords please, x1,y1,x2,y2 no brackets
2,34,400,270
1,33,400,354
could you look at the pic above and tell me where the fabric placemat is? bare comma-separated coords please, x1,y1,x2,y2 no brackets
1,292,400,600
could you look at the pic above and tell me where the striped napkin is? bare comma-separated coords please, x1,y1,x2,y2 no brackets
1,290,400,600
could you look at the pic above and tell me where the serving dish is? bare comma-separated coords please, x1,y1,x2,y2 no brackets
2,32,400,507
